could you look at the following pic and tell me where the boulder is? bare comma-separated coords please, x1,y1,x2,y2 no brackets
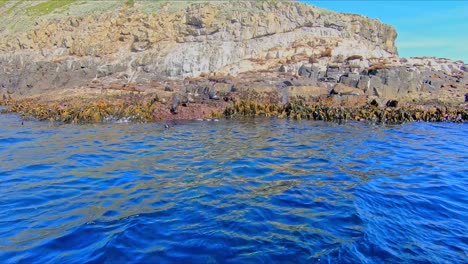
364,75,399,98
357,75,371,92
325,65,346,80
368,75,384,96
339,72,360,87
368,67,421,96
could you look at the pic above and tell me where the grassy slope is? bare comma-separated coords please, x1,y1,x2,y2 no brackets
26,0,78,16
0,0,322,36
0,0,231,33
1,0,119,32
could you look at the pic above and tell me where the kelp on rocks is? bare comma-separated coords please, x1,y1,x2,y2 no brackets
224,100,468,124
0,95,162,123
1,96,467,124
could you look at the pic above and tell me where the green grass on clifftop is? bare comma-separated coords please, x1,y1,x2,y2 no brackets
0,0,8,8
5,0,23,14
26,0,77,16
0,0,301,33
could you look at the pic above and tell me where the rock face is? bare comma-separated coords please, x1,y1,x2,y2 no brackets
0,0,397,95
0,0,465,104
291,57,467,102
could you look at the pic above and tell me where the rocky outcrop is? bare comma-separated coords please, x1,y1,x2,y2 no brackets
0,0,398,96
0,0,465,107
279,56,467,104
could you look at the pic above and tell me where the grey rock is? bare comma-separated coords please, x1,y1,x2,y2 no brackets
357,75,371,92
325,66,345,81
294,78,318,86
368,67,421,97
339,73,359,87
0,2,464,106
318,77,337,83
366,76,384,96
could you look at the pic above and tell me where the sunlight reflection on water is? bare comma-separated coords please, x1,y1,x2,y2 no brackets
0,113,467,263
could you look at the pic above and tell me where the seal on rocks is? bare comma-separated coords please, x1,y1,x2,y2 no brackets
170,95,180,114
386,100,399,108
208,91,220,100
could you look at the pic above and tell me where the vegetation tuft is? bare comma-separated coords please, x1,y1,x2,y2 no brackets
125,0,135,7
6,0,23,14
0,0,8,9
26,0,77,16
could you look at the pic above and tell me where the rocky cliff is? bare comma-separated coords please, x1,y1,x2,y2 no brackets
0,0,466,105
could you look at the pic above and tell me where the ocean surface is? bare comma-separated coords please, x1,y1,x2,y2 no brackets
0,110,467,263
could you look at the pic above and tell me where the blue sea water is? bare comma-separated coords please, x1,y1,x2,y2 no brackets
0,110,467,263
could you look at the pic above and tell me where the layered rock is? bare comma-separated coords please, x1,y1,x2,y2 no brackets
0,0,465,107
0,0,397,96
289,56,467,102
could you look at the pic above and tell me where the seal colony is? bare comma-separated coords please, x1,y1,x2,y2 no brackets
0,0,466,123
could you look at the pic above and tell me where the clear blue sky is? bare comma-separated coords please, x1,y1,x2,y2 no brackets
301,1,468,62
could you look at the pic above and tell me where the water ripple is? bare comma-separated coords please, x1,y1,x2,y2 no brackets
0,114,467,263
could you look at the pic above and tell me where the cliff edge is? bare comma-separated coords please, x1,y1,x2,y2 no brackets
0,0,467,123
0,1,398,92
